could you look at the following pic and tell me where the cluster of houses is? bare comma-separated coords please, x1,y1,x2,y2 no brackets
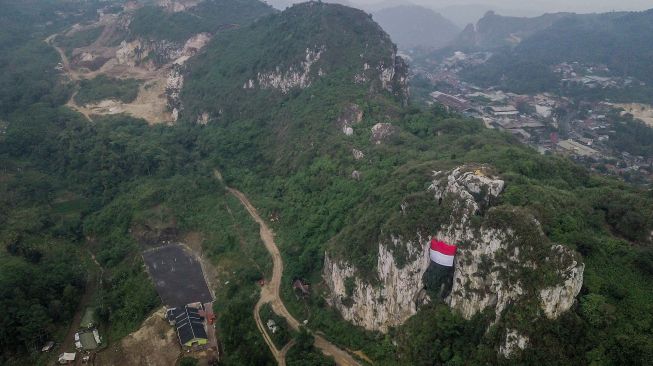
51,307,103,364
554,62,642,89
425,80,652,183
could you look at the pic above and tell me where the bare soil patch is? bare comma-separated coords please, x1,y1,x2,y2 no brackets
615,103,653,127
95,308,181,366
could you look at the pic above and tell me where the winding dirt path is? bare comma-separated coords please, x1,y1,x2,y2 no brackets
226,186,360,366
45,33,77,81
254,300,285,365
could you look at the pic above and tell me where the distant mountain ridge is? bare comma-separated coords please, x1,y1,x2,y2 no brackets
453,10,572,50
372,5,460,50
456,8,653,97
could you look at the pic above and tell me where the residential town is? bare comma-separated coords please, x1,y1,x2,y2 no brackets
410,51,653,184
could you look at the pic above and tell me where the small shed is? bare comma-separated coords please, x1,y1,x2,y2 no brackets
58,352,76,364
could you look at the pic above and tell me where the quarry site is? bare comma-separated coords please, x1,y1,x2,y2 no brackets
47,2,211,124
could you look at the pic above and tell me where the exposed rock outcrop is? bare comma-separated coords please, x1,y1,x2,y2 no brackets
337,103,363,136
256,46,326,93
500,329,529,357
324,237,431,332
432,167,583,322
539,245,585,319
165,65,184,121
157,0,202,13
370,123,397,144
323,165,584,349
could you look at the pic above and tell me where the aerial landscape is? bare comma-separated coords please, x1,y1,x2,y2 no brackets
0,0,651,365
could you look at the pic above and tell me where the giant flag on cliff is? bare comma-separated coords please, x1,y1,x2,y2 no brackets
430,239,457,267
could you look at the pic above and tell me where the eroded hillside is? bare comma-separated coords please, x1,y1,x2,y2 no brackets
49,0,273,123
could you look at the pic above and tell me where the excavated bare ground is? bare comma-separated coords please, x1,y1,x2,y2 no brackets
95,308,181,366
52,14,175,124
67,63,173,124
614,103,653,126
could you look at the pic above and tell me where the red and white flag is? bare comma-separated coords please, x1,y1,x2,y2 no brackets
429,239,457,267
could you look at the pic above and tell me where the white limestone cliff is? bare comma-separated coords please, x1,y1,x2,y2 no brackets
323,165,584,353
324,235,431,332
500,329,529,357
256,47,325,93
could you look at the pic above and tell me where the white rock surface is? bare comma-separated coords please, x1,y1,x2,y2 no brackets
539,245,585,319
165,66,184,119
324,236,431,332
370,123,396,144
323,165,584,339
257,47,325,93
352,148,364,160
500,329,529,357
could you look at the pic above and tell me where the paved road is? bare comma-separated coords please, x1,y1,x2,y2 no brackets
227,187,361,366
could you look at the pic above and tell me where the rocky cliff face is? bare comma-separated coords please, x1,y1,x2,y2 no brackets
323,165,584,354
353,50,409,105
247,46,325,94
324,236,430,332
165,65,184,121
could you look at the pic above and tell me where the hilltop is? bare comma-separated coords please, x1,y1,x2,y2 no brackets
453,10,572,50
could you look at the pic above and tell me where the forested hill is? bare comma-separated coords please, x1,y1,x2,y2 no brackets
181,1,408,171
513,9,653,85
454,10,571,50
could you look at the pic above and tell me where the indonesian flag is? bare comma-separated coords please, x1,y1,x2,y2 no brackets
430,239,457,267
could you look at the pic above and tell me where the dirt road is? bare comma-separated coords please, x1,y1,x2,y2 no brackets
45,33,77,81
254,299,285,365
227,187,360,366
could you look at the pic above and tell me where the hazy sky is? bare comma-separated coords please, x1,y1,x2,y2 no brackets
350,0,653,13
268,0,653,14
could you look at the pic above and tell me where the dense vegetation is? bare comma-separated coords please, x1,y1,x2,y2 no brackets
74,75,140,105
1,1,652,365
607,112,653,158
129,0,275,42
55,26,104,56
